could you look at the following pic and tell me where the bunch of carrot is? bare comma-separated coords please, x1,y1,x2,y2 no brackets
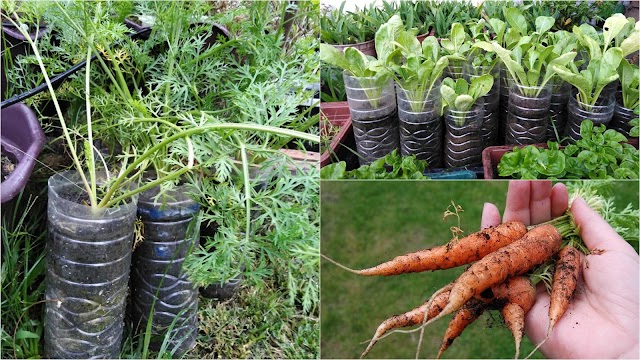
325,208,587,359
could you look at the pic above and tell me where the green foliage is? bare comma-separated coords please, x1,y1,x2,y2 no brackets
320,2,373,45
498,120,639,179
553,15,637,107
320,150,429,179
440,75,493,116
618,58,640,110
1,194,47,359
384,19,448,112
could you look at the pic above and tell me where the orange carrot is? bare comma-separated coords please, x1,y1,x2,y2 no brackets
355,221,527,276
361,287,451,358
490,276,537,313
547,246,580,336
436,298,487,359
502,302,526,359
527,246,581,359
425,225,562,327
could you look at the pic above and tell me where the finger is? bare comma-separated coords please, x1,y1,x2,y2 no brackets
481,202,501,229
529,181,552,225
570,197,636,254
550,183,568,218
503,180,532,225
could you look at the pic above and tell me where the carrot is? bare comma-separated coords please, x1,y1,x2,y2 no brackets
361,286,451,358
424,225,562,327
502,302,526,359
526,245,581,359
547,246,580,336
436,298,487,359
489,276,537,313
354,221,527,276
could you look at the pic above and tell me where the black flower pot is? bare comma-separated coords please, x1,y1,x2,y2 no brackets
44,171,137,359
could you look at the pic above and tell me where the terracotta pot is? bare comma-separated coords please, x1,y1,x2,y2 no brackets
332,39,376,57
320,101,353,167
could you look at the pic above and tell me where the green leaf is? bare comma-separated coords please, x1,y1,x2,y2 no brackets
602,13,629,49
450,22,466,54
320,162,346,179
375,14,404,63
553,64,592,100
454,78,469,95
469,74,494,99
534,16,555,36
344,47,368,77
505,7,528,36
620,29,640,57
320,43,350,71
15,330,40,340
440,83,458,109
490,42,526,85
488,18,506,44
454,94,474,111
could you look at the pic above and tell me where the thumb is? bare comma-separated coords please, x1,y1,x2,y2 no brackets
570,197,636,255
481,202,501,229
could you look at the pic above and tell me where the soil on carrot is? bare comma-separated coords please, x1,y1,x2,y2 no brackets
1,154,16,180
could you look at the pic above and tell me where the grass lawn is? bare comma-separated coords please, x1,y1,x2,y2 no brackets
320,180,639,359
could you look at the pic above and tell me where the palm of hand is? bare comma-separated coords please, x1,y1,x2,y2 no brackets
525,248,639,358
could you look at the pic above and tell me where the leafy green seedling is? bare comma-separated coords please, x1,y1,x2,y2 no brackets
440,75,493,125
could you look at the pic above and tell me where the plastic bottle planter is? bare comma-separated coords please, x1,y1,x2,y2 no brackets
609,95,637,137
130,186,200,357
444,99,485,168
548,80,571,141
45,171,137,359
464,64,500,147
343,71,398,165
498,65,511,143
564,93,616,143
443,58,465,80
395,82,443,167
505,81,552,145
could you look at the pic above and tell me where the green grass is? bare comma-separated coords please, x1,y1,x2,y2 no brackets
1,192,47,359
320,180,639,359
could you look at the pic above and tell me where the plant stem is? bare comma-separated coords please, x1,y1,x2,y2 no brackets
5,13,92,201
85,35,98,210
98,122,318,207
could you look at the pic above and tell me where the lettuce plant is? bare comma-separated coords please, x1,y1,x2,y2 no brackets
552,14,640,108
440,75,493,125
386,31,448,113
618,58,640,110
320,15,403,107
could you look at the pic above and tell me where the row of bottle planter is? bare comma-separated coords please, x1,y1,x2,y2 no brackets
341,68,634,168
45,171,233,359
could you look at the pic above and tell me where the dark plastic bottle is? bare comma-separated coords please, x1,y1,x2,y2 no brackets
45,171,137,359
130,185,200,357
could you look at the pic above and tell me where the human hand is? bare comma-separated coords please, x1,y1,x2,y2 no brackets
482,181,640,359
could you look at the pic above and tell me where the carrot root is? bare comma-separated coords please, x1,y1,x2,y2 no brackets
355,221,527,276
436,299,486,359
